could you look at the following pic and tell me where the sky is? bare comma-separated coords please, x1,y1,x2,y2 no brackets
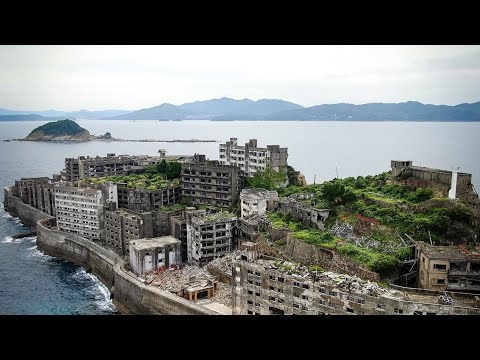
0,45,479,111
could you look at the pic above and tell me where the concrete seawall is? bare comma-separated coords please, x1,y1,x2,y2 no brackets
4,188,216,315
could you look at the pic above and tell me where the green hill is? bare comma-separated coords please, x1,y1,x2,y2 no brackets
25,119,91,142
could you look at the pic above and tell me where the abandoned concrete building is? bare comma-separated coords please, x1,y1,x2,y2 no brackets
417,243,480,293
391,160,473,195
232,252,480,315
116,184,181,213
219,138,288,177
62,153,164,181
277,193,330,230
104,203,154,256
169,208,207,262
187,211,238,266
181,154,242,208
240,188,278,218
53,182,117,242
14,176,61,216
238,215,272,242
129,236,182,277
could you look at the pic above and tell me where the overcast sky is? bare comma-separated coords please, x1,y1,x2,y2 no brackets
1,45,479,111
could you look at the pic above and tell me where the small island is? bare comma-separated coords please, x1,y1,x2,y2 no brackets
5,119,219,143
24,119,92,142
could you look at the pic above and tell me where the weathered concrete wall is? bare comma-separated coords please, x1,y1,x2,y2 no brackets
36,218,216,315
207,263,232,285
5,191,216,315
4,187,54,228
270,227,290,242
284,234,380,282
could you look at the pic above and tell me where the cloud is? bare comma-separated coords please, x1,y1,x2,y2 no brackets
0,45,479,110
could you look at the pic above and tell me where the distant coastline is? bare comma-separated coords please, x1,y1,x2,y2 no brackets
2,97,480,121
4,137,220,143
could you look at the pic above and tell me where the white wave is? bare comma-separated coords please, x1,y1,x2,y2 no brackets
27,245,37,251
2,213,13,219
1,236,13,243
73,268,116,312
95,281,116,312
28,248,54,260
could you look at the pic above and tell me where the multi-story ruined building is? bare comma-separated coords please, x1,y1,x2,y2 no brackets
14,176,61,216
417,243,480,293
181,154,242,208
238,215,272,243
54,182,117,242
187,211,238,266
169,207,206,262
219,138,288,177
104,203,154,256
277,193,330,230
129,236,182,277
240,188,278,218
232,253,480,315
117,183,181,213
62,153,164,181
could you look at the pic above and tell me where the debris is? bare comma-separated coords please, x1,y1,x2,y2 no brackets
438,292,453,305
140,264,233,307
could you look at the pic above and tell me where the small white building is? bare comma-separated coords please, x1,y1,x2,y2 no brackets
129,236,182,277
240,188,278,218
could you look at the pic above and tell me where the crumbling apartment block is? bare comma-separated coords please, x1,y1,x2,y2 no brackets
277,193,330,230
187,211,238,266
232,253,480,315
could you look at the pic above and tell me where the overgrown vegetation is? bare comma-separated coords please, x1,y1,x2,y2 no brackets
87,160,182,190
246,167,286,190
28,119,87,137
269,171,476,275
145,159,181,180
267,212,399,274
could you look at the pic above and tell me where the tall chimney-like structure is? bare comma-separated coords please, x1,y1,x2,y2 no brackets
448,166,460,199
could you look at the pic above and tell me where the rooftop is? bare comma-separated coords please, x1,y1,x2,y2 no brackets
419,243,467,260
192,211,237,225
410,166,471,176
241,188,277,199
130,236,180,251
239,255,478,307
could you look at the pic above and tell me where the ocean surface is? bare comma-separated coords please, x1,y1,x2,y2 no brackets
1,119,480,314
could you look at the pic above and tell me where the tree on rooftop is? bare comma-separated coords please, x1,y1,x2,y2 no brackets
247,167,286,190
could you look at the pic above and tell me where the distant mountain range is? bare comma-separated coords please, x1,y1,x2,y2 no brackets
0,109,131,120
2,98,480,121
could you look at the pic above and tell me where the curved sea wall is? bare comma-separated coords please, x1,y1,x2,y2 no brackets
36,218,216,315
4,188,215,315
4,186,54,228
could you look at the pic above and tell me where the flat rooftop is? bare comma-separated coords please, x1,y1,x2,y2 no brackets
419,243,467,261
130,236,180,251
410,166,471,176
193,211,237,225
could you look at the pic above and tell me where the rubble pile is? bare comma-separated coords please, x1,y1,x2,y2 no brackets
316,271,410,300
141,265,232,307
213,282,233,307
209,250,245,274
257,256,410,301
329,221,403,253
438,292,453,305
329,221,380,249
